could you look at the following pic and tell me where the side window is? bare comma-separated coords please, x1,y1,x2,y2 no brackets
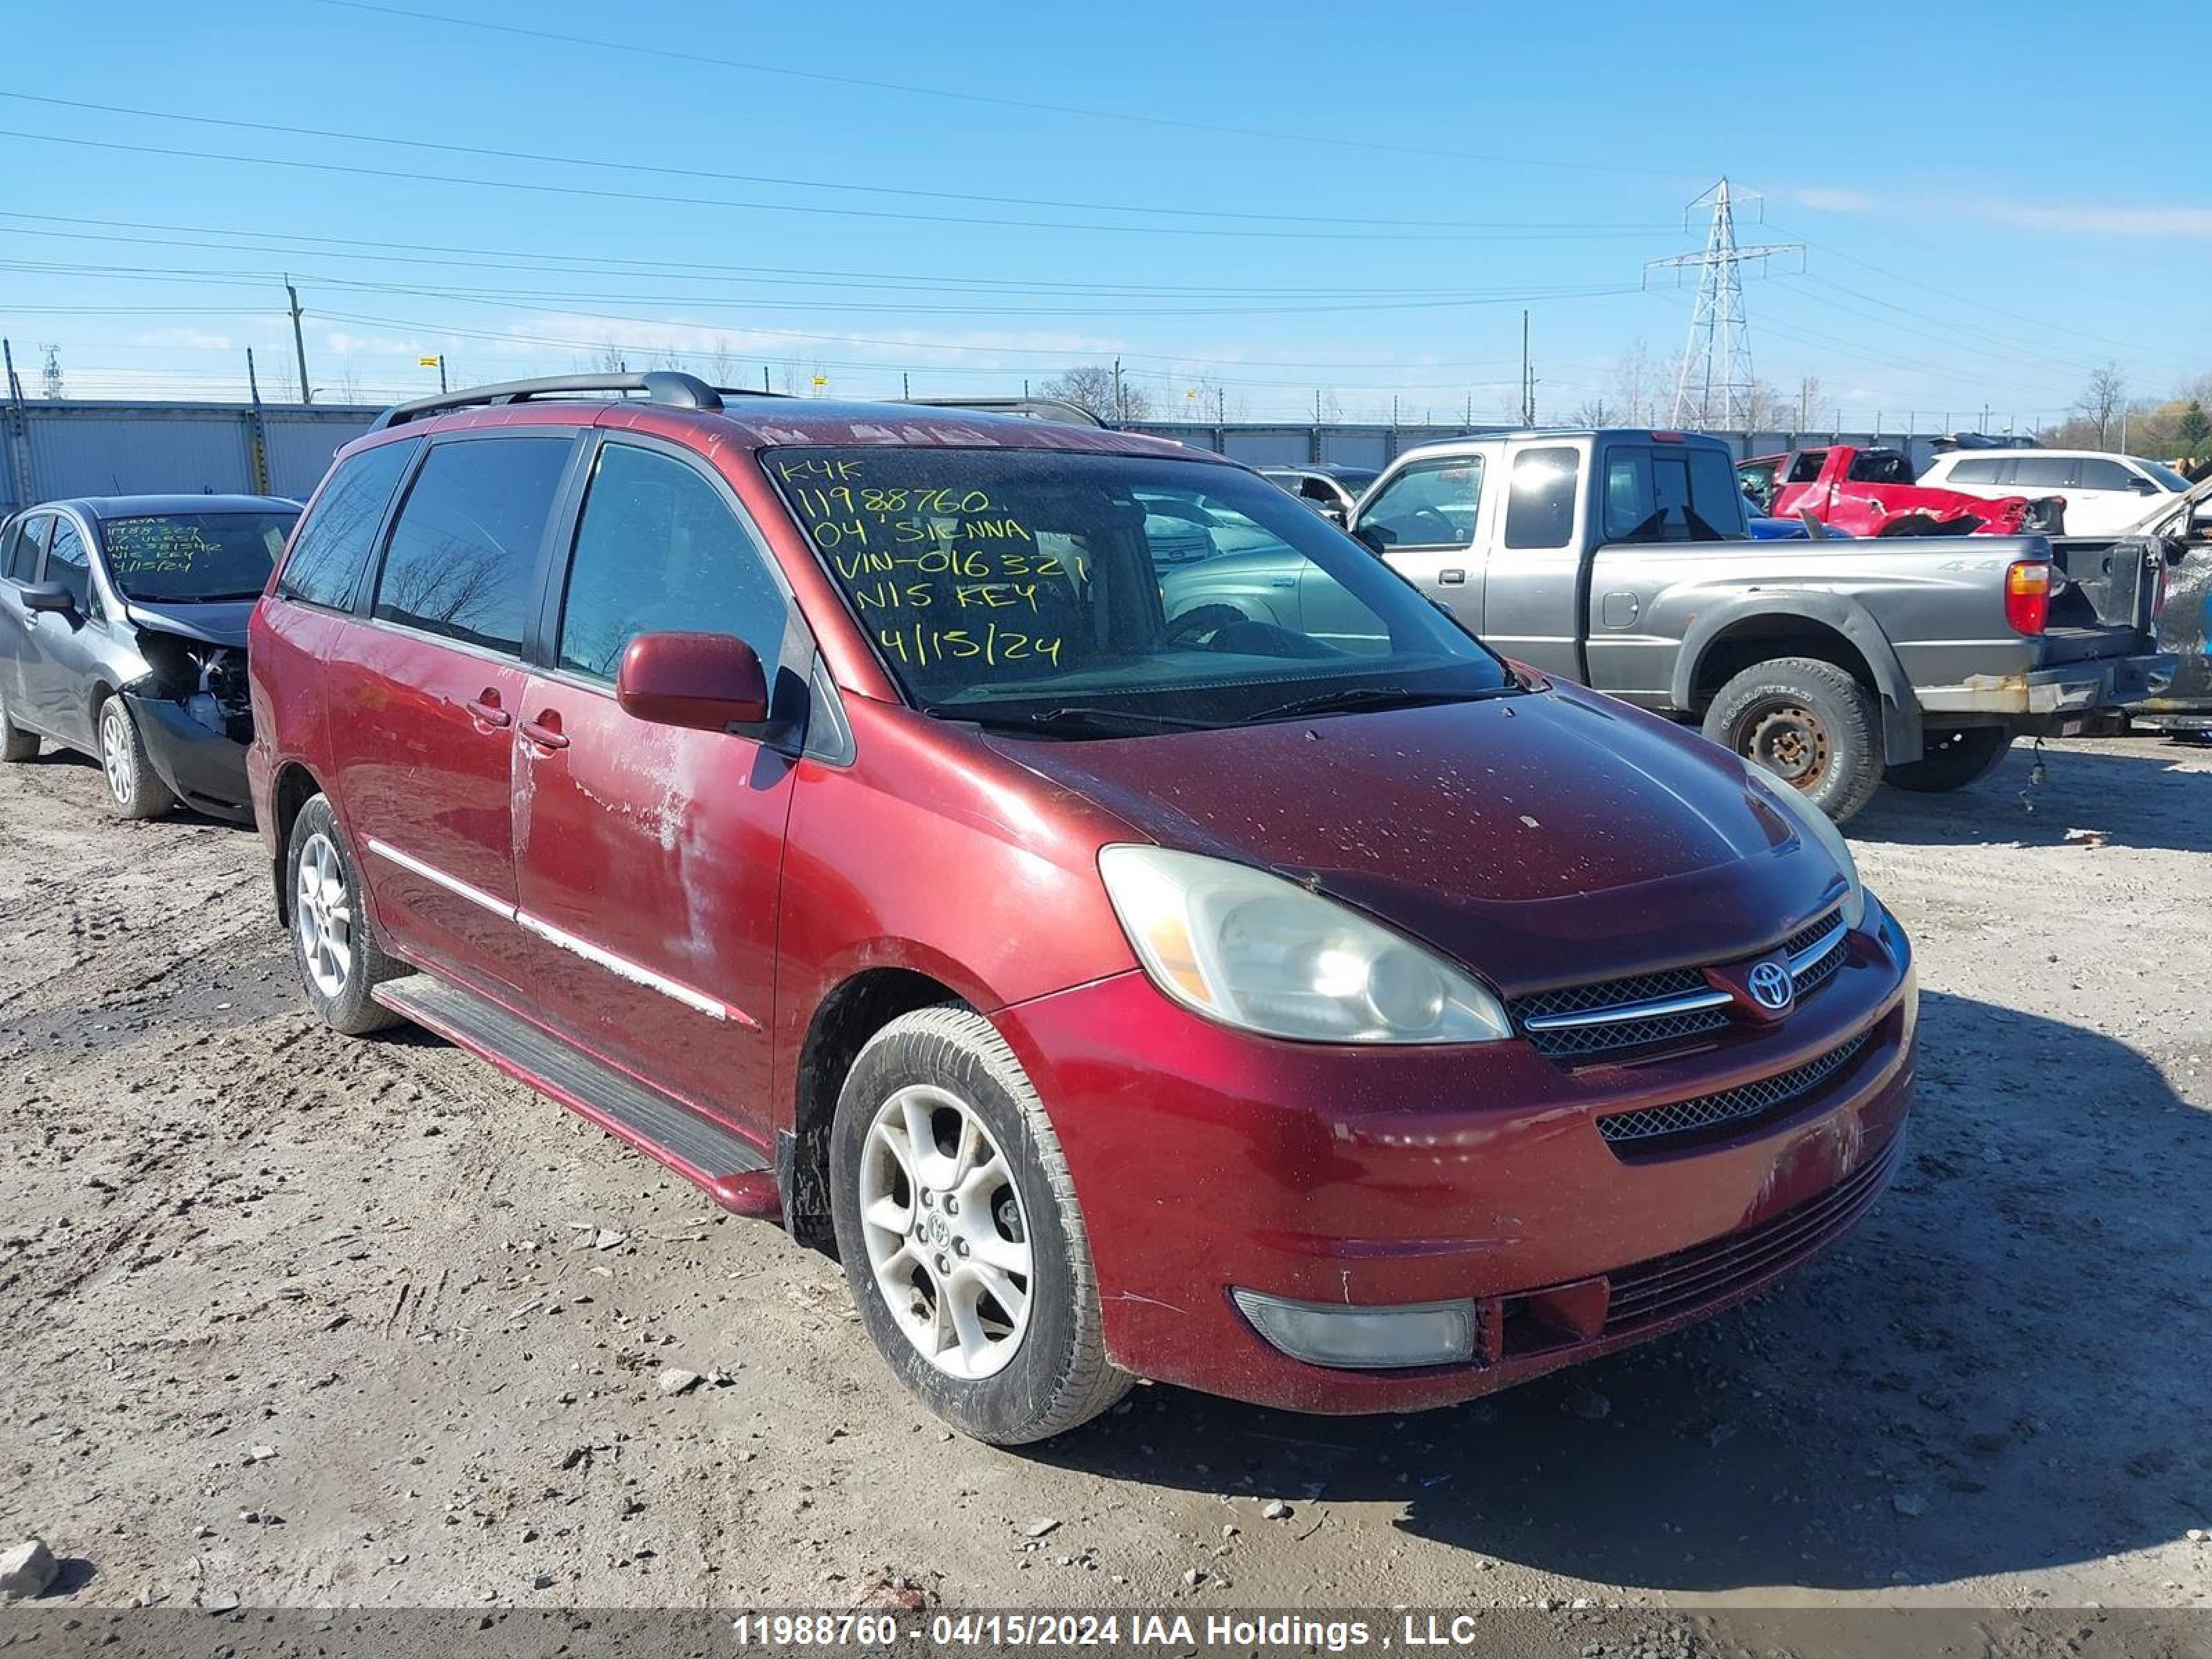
279,439,419,610
1947,458,2001,483
2076,458,2135,491
557,443,788,683
1358,457,1483,548
373,437,571,653
2011,456,2073,489
1503,447,1579,550
45,518,95,613
1786,451,1827,485
3,514,48,582
1603,450,1654,540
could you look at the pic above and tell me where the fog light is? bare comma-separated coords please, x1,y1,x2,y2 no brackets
1232,1288,1476,1369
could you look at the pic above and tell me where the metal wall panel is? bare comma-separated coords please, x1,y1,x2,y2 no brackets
264,413,376,500
25,407,255,502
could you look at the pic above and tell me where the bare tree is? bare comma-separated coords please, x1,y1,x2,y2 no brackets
1037,364,1152,423
1572,395,1613,426
2073,364,2128,448
592,339,628,375
1609,340,1669,427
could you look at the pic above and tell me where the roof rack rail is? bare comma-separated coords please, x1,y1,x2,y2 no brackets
896,395,1107,429
368,371,724,433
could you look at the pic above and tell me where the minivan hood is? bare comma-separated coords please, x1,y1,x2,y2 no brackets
984,684,1846,997
122,598,254,648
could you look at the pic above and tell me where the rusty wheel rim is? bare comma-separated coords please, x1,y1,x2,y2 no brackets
1743,700,1830,789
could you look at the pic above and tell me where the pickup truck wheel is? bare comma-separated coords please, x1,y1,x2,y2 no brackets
1883,727,2011,793
1704,657,1884,824
830,1006,1131,1445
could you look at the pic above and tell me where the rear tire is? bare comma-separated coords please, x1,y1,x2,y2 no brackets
0,686,37,762
1884,727,2012,793
830,1005,1130,1445
285,794,401,1035
1703,657,1885,824
96,695,178,820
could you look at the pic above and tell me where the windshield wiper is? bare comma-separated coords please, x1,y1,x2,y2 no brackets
937,704,1217,738
1244,684,1518,724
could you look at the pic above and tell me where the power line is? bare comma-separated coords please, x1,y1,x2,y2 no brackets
0,127,1681,245
0,91,1678,236
315,0,1712,180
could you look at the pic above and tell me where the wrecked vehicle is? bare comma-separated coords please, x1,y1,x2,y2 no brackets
1743,444,2065,538
1170,429,2173,821
0,495,296,820
253,373,1914,1445
2047,469,2212,735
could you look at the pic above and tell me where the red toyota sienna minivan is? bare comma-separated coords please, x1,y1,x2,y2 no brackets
248,375,1916,1444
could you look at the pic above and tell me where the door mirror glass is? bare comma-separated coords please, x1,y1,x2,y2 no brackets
20,580,75,614
616,630,769,732
1353,523,1394,554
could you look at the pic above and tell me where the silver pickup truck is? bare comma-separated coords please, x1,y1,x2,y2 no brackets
1163,429,2174,821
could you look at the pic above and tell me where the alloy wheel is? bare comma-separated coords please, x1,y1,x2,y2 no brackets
100,702,135,807
857,1083,1033,1380
295,831,355,1000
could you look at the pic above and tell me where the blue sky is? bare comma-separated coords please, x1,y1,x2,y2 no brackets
1,0,2204,429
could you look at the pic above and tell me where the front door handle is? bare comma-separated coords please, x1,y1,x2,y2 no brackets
520,712,569,751
464,690,512,729
1438,568,1467,585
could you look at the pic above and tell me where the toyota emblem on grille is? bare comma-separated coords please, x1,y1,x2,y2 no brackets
1747,958,1794,1012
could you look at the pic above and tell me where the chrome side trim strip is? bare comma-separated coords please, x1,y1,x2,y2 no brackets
363,836,757,1029
1522,988,1735,1032
366,836,513,919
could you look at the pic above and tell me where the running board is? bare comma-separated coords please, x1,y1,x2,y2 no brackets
375,973,781,1218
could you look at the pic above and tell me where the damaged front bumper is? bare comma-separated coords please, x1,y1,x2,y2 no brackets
1918,650,2176,731
124,691,253,823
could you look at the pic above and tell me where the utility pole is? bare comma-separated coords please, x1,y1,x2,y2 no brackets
39,345,63,400
1646,179,1803,429
1112,357,1125,424
901,373,910,398
285,279,312,404
1519,310,1536,426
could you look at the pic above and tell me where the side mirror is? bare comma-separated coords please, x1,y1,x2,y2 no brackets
1320,502,1349,527
2130,476,2159,493
20,581,74,615
1353,523,1394,554
616,630,769,733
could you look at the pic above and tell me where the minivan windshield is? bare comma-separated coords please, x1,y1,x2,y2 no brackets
100,511,298,602
767,447,1516,735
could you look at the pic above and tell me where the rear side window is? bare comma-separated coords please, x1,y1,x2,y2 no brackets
279,440,419,610
556,443,787,682
1945,457,2003,483
46,518,95,613
2010,456,2072,489
1358,457,1483,547
374,437,571,653
1605,447,1744,541
1503,447,1579,549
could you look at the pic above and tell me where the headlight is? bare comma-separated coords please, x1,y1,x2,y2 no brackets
1097,845,1511,1044
1752,776,1866,930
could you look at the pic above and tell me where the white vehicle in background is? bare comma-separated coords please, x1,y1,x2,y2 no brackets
1919,449,2195,536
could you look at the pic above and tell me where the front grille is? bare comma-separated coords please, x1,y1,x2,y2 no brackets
1595,1029,1872,1148
1603,1130,1902,1333
1510,908,1846,1063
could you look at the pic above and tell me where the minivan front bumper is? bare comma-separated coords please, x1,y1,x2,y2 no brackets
996,906,1915,1414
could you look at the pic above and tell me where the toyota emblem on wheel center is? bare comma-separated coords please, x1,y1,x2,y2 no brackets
1747,958,1794,1012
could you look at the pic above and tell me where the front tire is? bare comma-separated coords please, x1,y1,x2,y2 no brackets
97,695,177,820
1703,657,1885,823
0,685,37,762
830,1006,1130,1445
285,794,400,1035
1884,726,2011,792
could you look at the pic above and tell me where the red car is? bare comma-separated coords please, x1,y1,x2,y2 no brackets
1745,444,2065,537
248,374,1916,1443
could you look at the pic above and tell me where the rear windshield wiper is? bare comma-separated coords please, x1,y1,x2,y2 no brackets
940,704,1217,738
1244,684,1517,724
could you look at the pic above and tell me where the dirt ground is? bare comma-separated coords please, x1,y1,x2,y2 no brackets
1,733,2207,1622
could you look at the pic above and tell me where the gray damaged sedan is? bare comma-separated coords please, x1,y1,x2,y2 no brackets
0,495,297,821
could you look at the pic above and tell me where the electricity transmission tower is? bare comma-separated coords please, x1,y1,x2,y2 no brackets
1644,179,1801,429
